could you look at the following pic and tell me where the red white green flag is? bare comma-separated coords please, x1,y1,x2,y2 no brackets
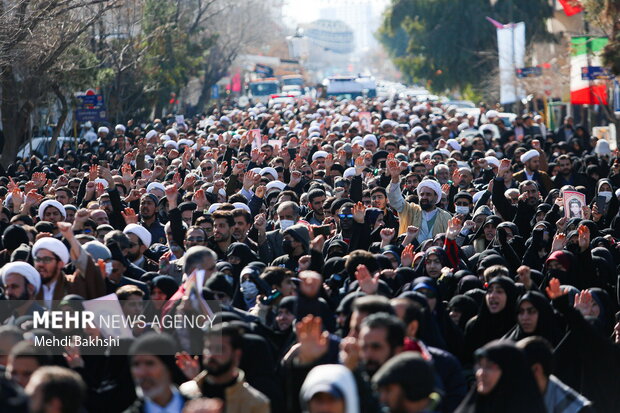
570,36,609,105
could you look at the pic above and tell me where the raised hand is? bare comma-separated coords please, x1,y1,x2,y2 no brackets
516,265,532,289
142,169,153,182
95,182,105,198
451,169,462,187
355,264,379,294
497,158,511,177
89,165,98,182
121,207,139,224
387,160,402,182
296,315,328,364
182,174,197,190
574,290,595,316
380,227,395,243
578,224,590,252
352,201,366,224
354,156,365,176
57,222,74,239
255,185,266,199
310,235,326,252
193,189,207,209
172,172,182,188
289,170,302,187
24,189,43,206
545,278,566,300
253,213,267,232
581,205,591,220
232,162,245,176
175,352,200,380
551,233,566,252
165,184,179,209
219,161,229,175
243,171,258,190
401,244,415,267
446,217,462,241
74,208,90,225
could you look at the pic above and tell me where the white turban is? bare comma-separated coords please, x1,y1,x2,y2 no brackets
145,130,158,140
94,178,109,189
311,151,328,161
446,139,461,151
206,187,226,198
260,167,278,180
1,262,41,294
123,224,152,248
486,110,499,119
38,200,66,221
98,126,109,134
115,124,126,132
32,237,70,264
343,167,356,179
412,126,424,135
207,203,222,214
484,156,500,168
166,128,178,137
266,180,286,192
362,134,378,146
520,149,539,164
232,202,251,213
146,182,166,195
164,140,178,149
177,139,194,147
417,180,442,204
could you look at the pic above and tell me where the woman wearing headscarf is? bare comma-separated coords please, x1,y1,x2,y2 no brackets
448,295,479,332
463,276,518,363
226,242,259,278
504,291,564,346
590,179,619,226
454,340,547,413
464,215,502,256
364,207,385,245
548,279,620,413
522,221,553,271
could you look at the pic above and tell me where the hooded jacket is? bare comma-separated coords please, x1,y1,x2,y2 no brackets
300,364,359,413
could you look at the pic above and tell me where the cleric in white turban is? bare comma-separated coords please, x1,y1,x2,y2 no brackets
37,199,66,223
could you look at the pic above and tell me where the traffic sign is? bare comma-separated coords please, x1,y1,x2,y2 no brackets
75,109,107,122
516,67,542,78
581,66,614,80
212,85,219,99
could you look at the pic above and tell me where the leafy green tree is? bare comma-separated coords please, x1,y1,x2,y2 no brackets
378,0,554,93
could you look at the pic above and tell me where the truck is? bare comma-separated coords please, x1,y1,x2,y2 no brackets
248,78,280,104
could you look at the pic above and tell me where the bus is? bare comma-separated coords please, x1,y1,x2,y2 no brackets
323,75,377,99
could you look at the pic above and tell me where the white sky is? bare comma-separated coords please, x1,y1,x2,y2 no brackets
282,0,321,26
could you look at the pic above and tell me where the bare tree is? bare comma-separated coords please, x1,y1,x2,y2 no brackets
193,0,277,112
0,0,120,167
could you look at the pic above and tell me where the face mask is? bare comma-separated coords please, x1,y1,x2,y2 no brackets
240,280,258,301
282,239,295,254
455,206,470,215
280,219,295,230
599,191,612,202
105,262,113,277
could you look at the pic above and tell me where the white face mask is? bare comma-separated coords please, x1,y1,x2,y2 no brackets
105,262,113,277
279,219,295,230
455,206,470,215
240,280,258,301
599,191,612,202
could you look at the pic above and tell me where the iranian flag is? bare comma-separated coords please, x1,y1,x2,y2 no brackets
559,0,583,16
570,36,609,105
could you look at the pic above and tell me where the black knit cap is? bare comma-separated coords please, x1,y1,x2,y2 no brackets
372,352,438,401
129,332,178,367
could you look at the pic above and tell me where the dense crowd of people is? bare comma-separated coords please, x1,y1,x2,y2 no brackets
0,96,619,413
